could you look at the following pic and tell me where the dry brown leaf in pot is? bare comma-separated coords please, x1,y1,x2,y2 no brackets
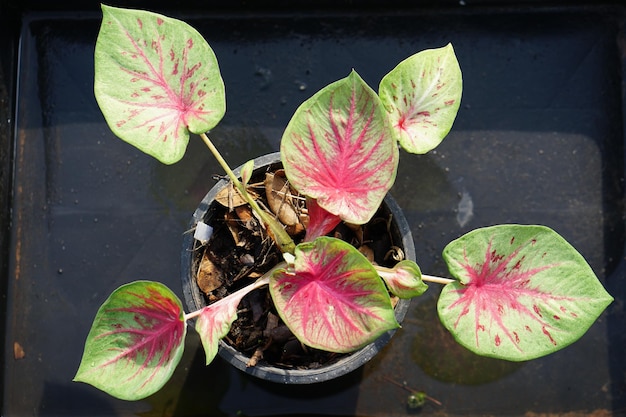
264,171,301,227
358,245,375,263
215,182,259,209
286,220,306,236
344,222,364,245
197,251,224,295
235,205,257,231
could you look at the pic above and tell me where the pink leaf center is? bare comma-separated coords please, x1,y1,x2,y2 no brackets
97,287,184,386
448,239,566,350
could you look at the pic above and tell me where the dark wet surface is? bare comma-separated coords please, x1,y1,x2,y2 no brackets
2,3,626,416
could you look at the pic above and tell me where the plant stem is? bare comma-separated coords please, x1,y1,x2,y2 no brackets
421,274,455,285
374,263,455,286
198,132,296,254
199,132,243,188
183,276,268,321
383,376,443,407
183,261,287,321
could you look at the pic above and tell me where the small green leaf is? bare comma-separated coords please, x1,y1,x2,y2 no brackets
438,225,613,361
74,281,186,400
376,260,428,299
95,6,226,164
379,44,462,154
240,159,254,187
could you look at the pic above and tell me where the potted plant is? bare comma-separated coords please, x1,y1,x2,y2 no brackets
74,5,613,401
180,151,415,384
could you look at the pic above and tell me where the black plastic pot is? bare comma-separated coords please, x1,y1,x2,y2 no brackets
181,152,414,384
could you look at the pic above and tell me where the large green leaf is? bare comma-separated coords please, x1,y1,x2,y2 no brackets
281,70,398,224
379,44,462,154
74,281,186,400
95,5,225,164
438,225,613,361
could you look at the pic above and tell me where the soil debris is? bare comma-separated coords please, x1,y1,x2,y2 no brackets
13,342,25,360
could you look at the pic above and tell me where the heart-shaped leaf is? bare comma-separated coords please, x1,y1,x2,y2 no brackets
438,225,613,361
281,70,398,224
270,236,398,352
74,281,186,400
95,5,226,164
195,282,262,365
379,44,462,154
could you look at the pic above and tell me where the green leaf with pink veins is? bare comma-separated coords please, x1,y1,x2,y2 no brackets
270,237,398,353
379,43,462,154
438,224,613,361
95,5,226,164
281,70,398,225
74,281,186,400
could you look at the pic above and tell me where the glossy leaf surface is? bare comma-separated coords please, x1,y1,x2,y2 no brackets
74,281,186,400
379,44,462,154
95,5,225,164
270,237,398,352
281,71,398,224
438,225,613,361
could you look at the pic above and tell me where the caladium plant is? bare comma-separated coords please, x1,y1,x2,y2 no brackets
75,5,613,401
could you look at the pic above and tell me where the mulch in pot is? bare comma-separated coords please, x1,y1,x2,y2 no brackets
192,168,404,370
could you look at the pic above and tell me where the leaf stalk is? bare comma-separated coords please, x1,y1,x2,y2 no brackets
183,262,287,321
421,274,455,285
199,132,296,254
